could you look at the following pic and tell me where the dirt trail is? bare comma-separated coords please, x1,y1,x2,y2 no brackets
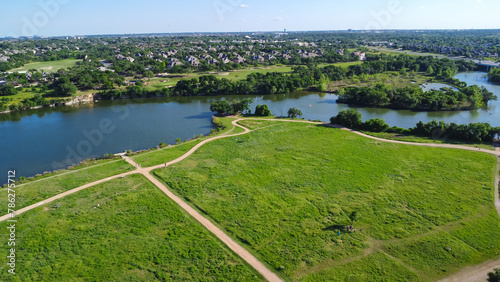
122,121,282,282
439,257,500,282
2,118,499,281
249,119,500,281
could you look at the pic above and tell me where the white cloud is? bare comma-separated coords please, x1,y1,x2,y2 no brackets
240,4,250,8
274,16,284,21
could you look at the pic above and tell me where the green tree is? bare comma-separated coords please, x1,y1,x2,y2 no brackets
0,85,19,96
488,268,500,282
362,118,389,132
426,65,434,76
287,107,303,119
231,98,252,115
56,81,77,97
210,100,231,116
144,70,154,81
330,109,363,128
255,104,272,116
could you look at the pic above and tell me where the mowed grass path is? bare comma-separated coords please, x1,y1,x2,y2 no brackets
153,120,499,281
131,117,244,167
11,59,82,73
0,174,261,281
0,160,132,214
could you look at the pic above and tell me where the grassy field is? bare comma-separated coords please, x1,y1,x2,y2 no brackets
0,159,132,214
0,174,261,281
131,117,244,167
11,59,82,73
152,119,499,281
318,61,363,68
327,71,430,92
364,131,496,151
132,140,203,167
144,65,294,91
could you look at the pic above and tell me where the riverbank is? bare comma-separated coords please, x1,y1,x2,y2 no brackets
2,117,499,281
0,93,96,114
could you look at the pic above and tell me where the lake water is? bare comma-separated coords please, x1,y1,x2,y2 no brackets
1,71,499,184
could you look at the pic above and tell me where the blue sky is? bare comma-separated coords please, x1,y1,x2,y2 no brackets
1,0,499,37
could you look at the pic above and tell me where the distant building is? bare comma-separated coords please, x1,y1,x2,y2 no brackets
233,56,246,64
168,61,184,69
352,52,366,61
185,56,199,67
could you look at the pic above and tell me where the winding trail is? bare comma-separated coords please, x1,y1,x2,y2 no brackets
2,118,499,281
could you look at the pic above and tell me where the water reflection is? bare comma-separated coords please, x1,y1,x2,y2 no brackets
1,71,499,183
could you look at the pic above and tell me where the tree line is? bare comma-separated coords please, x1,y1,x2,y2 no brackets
331,109,500,143
489,68,500,83
337,84,496,111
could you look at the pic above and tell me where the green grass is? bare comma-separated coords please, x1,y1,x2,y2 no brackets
363,131,495,151
318,61,363,69
0,174,261,281
152,120,499,280
327,71,429,92
131,117,244,168
0,160,132,214
383,232,481,277
302,252,420,281
132,139,203,167
145,62,359,91
11,59,82,73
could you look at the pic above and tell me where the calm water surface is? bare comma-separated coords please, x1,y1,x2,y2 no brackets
1,71,499,183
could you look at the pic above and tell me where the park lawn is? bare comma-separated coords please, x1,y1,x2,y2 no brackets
302,252,420,281
11,58,82,73
0,174,261,281
0,160,133,214
222,65,293,81
13,157,124,184
144,75,195,90
131,117,244,168
237,118,317,130
132,139,203,168
364,131,496,151
318,61,363,69
153,120,498,280
327,71,430,92
144,65,294,90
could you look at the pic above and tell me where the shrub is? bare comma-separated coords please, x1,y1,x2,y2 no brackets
255,104,272,116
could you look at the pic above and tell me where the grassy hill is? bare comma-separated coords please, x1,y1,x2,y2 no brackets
0,174,261,281
10,59,82,73
152,119,500,281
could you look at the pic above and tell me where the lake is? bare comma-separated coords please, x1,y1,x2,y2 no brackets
1,71,499,184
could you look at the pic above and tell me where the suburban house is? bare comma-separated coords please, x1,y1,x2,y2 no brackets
168,61,184,69
353,52,366,61
233,55,246,64
185,56,200,67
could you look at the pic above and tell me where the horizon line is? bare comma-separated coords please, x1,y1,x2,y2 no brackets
3,28,500,40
